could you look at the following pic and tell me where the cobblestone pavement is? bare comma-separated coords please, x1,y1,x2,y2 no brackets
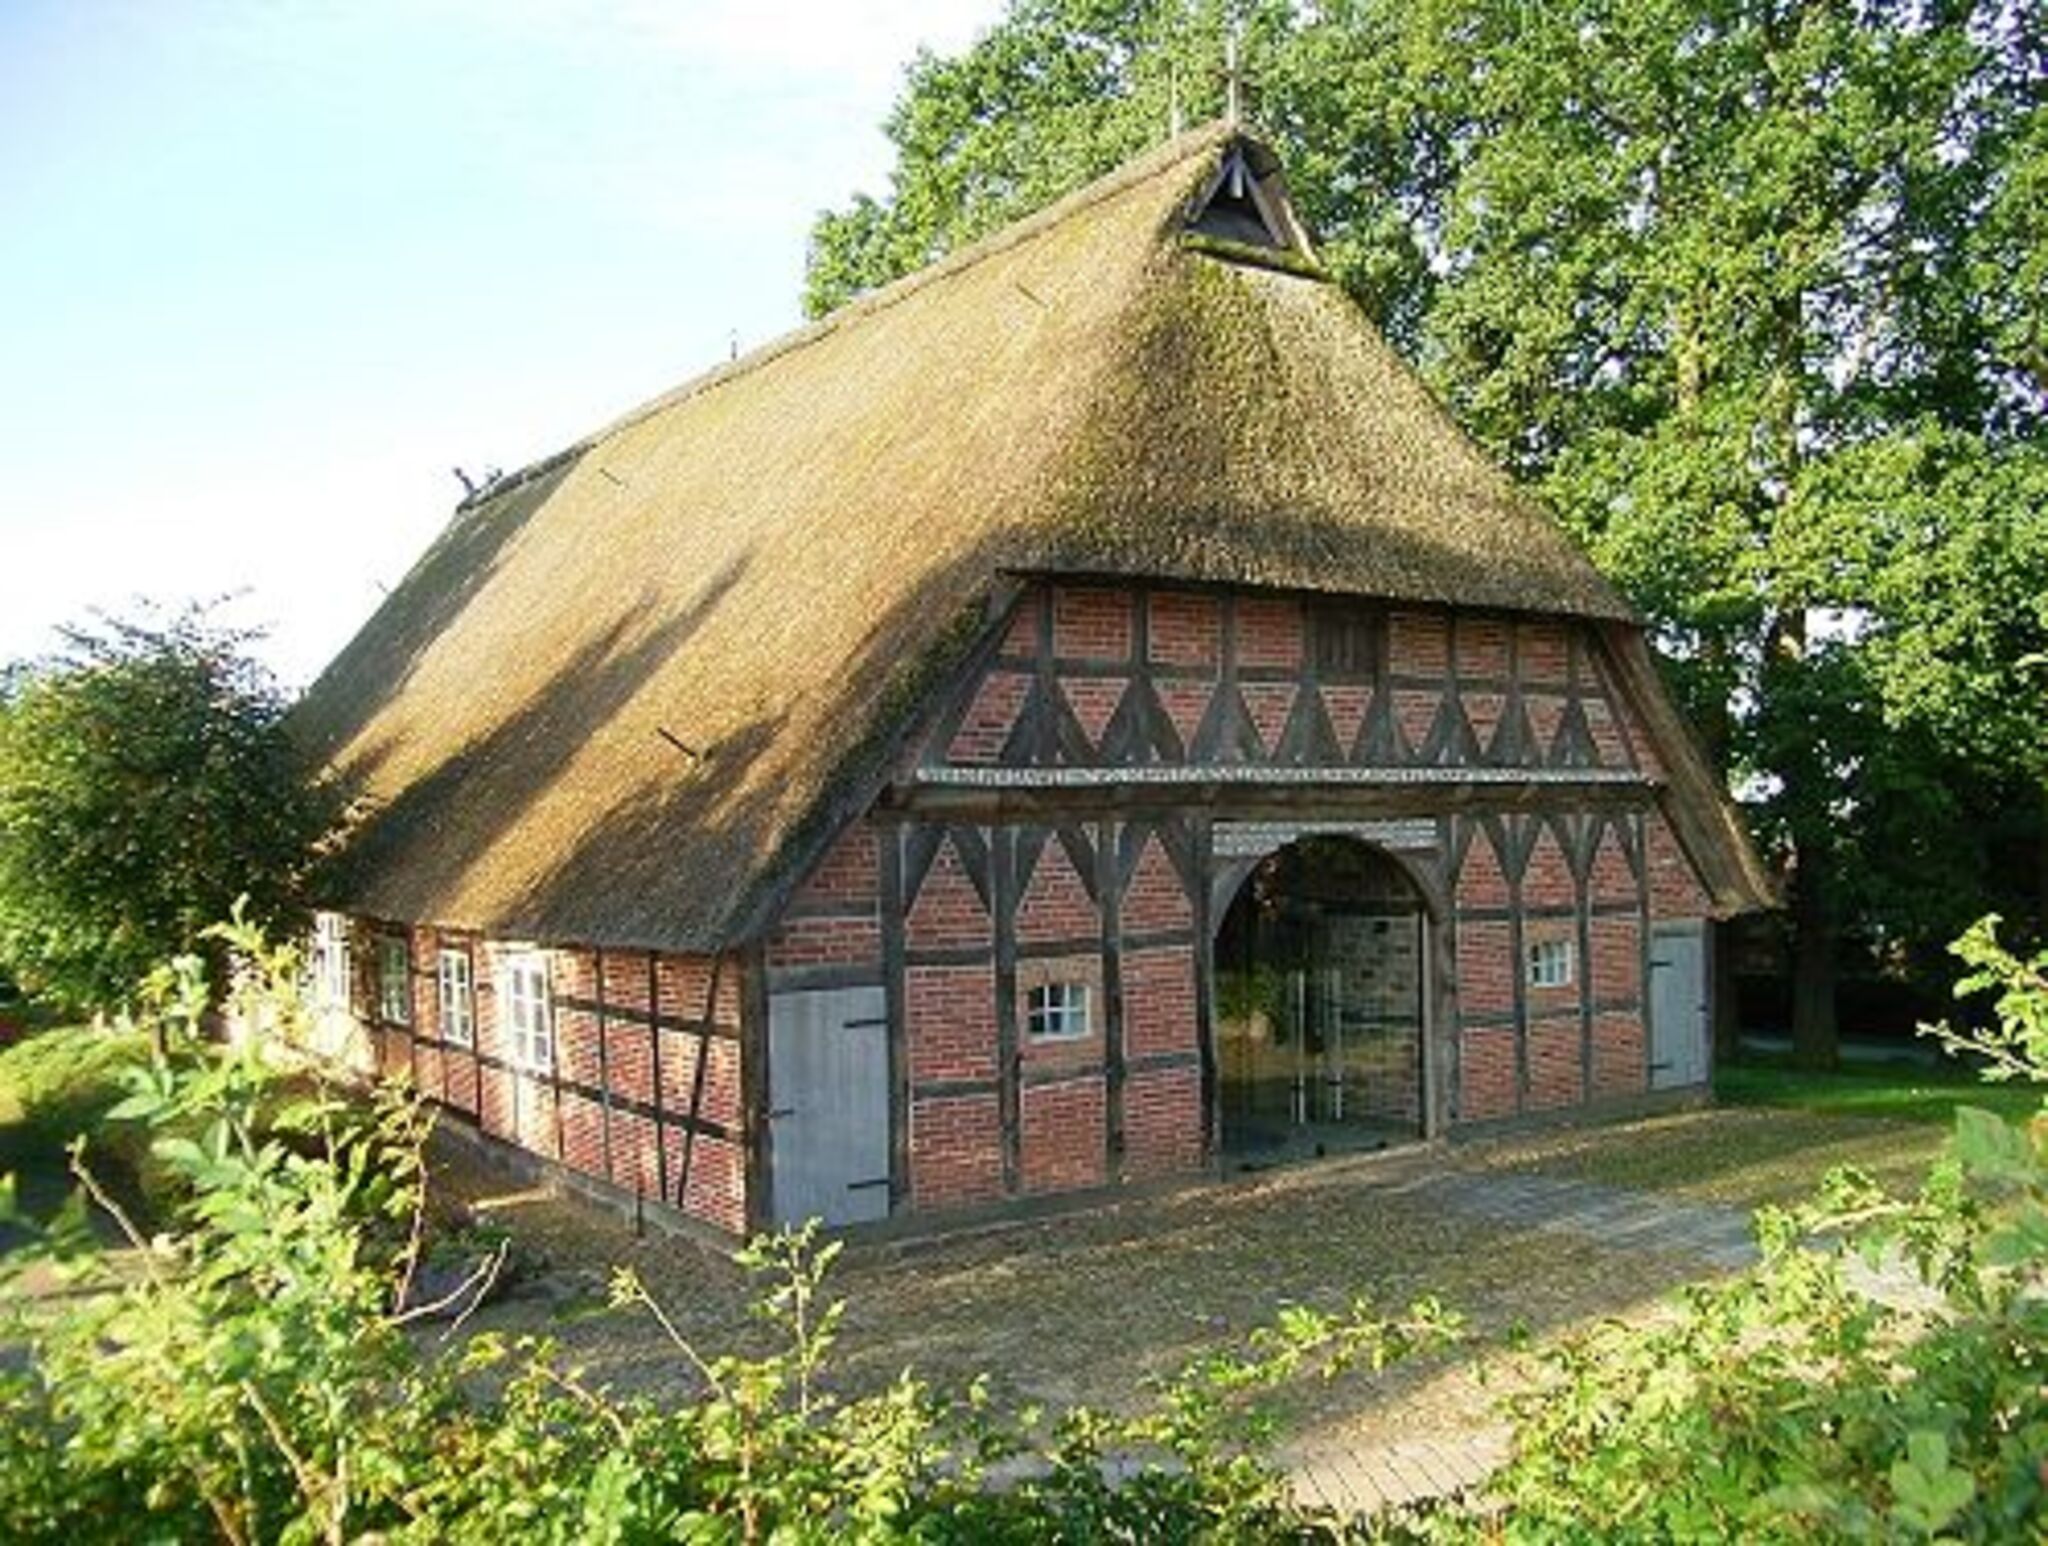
1277,1167,1938,1519
425,1108,1937,1525
1403,1170,1761,1271
1272,1169,1762,1517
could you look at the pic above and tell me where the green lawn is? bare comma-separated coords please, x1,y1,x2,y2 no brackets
0,1021,149,1228
1482,1057,2042,1211
1715,1057,2041,1125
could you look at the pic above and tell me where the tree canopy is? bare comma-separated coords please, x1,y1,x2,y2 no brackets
807,0,2048,1059
0,606,334,1011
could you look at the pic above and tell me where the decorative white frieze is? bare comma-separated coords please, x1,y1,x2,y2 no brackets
911,763,1651,790
1212,819,1438,857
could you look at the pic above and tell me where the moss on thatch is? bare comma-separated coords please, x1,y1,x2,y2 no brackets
295,124,1738,952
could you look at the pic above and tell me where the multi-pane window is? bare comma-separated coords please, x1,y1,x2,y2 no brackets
1311,605,1378,677
437,948,475,1047
1527,938,1575,989
312,915,352,1009
377,937,411,1025
501,952,553,1071
1025,981,1092,1042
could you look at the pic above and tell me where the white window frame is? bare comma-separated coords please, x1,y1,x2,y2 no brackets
377,936,412,1025
1024,980,1092,1042
313,914,352,1010
500,951,554,1072
437,948,475,1048
1527,937,1575,990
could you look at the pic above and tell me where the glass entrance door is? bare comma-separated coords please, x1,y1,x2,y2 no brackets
1215,840,1425,1160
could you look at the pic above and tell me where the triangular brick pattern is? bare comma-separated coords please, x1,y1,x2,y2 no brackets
1320,683,1372,759
1155,679,1214,757
1392,688,1442,759
1588,823,1639,905
1621,700,1665,779
1240,681,1299,758
1581,696,1630,768
1104,682,1175,764
1492,699,1537,767
1646,811,1714,918
1521,824,1577,910
946,669,1031,764
1121,832,1192,933
1296,690,1346,761
1213,690,1268,762
1061,677,1128,754
1456,823,1511,909
1551,700,1598,767
1524,694,1566,766
999,601,1041,660
1463,691,1507,760
1016,837,1098,946
905,837,991,950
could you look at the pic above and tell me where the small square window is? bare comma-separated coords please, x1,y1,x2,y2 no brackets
1025,981,1092,1041
1527,938,1575,989
437,948,475,1048
501,952,554,1071
377,937,412,1025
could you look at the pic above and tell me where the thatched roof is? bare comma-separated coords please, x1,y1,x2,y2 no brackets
298,124,1744,951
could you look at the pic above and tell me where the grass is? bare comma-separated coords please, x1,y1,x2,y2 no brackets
0,1021,150,1228
1484,1056,2043,1212
1715,1056,2041,1125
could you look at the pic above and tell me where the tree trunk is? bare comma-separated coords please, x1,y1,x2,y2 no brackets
1789,849,1838,1069
2038,782,2047,937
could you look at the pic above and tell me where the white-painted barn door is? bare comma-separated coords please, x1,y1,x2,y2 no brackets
767,987,890,1227
1648,921,1709,1090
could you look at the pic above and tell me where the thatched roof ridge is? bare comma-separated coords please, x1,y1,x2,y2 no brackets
297,126,1733,952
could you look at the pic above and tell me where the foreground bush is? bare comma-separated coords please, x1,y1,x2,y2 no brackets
1432,920,2048,1543
2,914,2043,1541
0,918,1452,1543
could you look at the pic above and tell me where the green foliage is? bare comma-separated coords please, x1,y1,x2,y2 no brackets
0,1020,147,1151
805,0,2048,1054
1404,919,2048,1543
0,604,336,1013
0,917,1458,1543
8,912,2045,1540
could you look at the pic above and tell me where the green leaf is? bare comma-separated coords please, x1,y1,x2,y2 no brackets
1952,1106,2034,1188
1889,1428,1975,1533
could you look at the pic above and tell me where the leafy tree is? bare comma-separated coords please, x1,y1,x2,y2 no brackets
0,605,333,1012
806,0,2048,1062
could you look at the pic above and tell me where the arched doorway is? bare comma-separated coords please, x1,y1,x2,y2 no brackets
1213,837,1428,1163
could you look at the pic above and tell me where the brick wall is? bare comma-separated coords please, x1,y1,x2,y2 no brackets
1447,803,1684,1124
335,914,748,1235
923,581,1670,779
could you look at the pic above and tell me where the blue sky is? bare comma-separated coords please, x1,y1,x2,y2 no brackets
0,1,1004,686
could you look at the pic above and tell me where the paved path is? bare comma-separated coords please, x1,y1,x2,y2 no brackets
1282,1169,1760,1519
1401,1170,1761,1271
